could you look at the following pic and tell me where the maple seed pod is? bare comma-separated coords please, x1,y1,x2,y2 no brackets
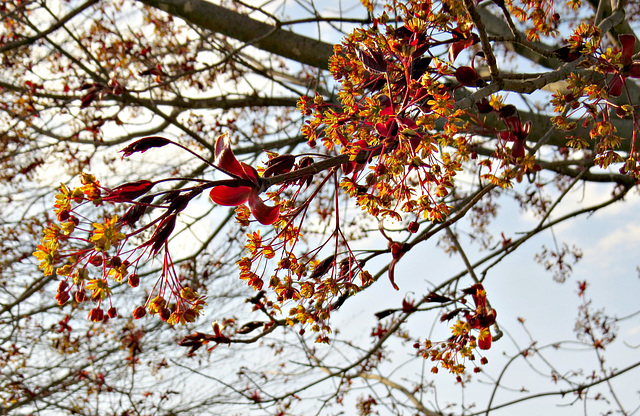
132,306,146,319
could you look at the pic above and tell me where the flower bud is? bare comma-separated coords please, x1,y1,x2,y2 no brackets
132,306,146,319
128,274,139,288
75,291,87,303
56,291,70,305
88,308,104,322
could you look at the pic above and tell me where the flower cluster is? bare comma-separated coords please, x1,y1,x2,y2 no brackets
34,145,211,324
414,283,496,380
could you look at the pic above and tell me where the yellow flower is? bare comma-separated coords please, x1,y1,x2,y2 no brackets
85,278,110,300
33,240,59,276
91,216,125,251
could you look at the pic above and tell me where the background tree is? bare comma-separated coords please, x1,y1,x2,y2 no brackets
2,0,640,415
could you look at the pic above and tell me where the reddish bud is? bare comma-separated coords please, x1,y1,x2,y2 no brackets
56,291,70,305
355,46,387,74
183,309,198,323
75,291,87,303
512,140,525,158
237,321,264,334
128,274,139,288
139,65,164,77
476,98,493,114
132,306,146,319
121,195,154,227
89,255,103,267
553,46,582,62
105,180,154,202
160,308,171,321
121,136,170,157
88,308,104,322
110,256,122,268
407,221,419,233
618,34,636,65
263,154,296,177
80,91,97,108
425,293,452,303
310,255,335,279
145,215,177,255
58,210,70,221
107,307,117,318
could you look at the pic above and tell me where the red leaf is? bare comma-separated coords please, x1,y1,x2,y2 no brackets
215,133,257,183
455,66,480,86
248,191,279,225
209,185,252,206
449,32,476,63
512,140,525,158
478,331,492,350
608,75,624,97
619,34,636,65
388,258,400,290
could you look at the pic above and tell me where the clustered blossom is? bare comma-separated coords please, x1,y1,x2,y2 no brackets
34,130,289,326
414,283,496,380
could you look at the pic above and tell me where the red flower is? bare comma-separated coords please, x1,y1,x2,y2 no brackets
607,35,640,97
498,115,531,159
463,283,497,350
209,133,279,225
449,28,479,63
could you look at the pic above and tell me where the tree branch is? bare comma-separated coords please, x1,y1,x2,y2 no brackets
135,0,335,70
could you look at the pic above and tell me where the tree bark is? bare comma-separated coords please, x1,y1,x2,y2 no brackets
136,0,335,70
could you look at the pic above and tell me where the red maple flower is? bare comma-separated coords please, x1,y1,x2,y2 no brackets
209,133,279,225
498,114,531,159
463,283,497,350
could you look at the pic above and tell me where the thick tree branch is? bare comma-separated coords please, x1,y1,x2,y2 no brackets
135,0,335,70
